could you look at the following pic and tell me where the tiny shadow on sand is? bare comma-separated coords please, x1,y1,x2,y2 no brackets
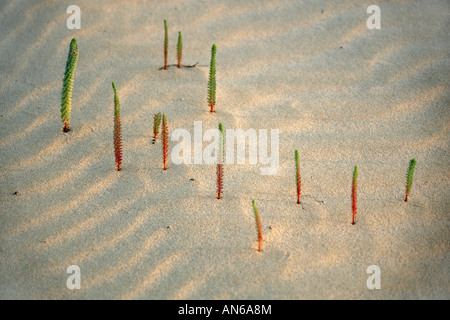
158,62,207,70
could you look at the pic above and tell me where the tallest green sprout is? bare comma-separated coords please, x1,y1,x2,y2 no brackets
60,38,79,132
208,44,217,112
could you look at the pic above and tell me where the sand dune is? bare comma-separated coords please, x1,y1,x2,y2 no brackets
0,0,449,299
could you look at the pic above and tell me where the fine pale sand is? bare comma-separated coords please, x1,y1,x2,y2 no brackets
0,0,449,299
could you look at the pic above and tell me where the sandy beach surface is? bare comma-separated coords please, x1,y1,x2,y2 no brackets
0,0,449,299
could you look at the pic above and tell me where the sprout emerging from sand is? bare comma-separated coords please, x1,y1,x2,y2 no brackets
177,31,182,68
60,38,79,132
112,82,122,171
295,149,301,204
162,113,168,170
153,112,162,143
163,20,168,70
217,123,224,199
208,44,217,112
352,165,358,225
252,200,263,252
405,158,416,202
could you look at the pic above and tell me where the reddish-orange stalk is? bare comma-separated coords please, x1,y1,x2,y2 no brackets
352,166,358,225
162,113,168,170
63,120,70,133
114,117,122,171
217,164,223,199
112,82,122,171
217,123,224,199
257,218,262,252
252,200,262,252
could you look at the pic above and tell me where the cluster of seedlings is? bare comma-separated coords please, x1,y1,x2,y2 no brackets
161,20,199,70
59,24,418,252
150,111,168,171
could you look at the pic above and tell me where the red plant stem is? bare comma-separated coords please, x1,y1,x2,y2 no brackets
257,223,262,252
63,120,70,132
217,163,223,199
352,181,357,225
210,104,214,113
256,212,262,252
114,116,122,171
252,200,262,252
404,191,408,202
162,115,168,170
351,166,358,225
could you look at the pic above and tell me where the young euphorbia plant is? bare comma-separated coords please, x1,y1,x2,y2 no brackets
295,149,301,204
163,20,168,70
112,82,122,171
162,113,168,170
177,31,182,68
60,38,79,132
405,158,416,202
152,112,162,144
217,123,224,199
207,44,216,112
352,165,358,225
252,200,263,252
